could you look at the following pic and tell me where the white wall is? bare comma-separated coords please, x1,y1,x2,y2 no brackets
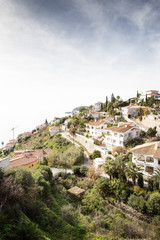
0,157,10,169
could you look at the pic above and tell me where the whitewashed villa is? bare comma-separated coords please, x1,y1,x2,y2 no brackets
104,123,141,147
130,141,160,177
86,119,112,138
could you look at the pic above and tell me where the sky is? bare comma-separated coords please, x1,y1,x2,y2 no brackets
0,0,160,144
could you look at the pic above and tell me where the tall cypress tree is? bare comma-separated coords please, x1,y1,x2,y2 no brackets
106,96,108,107
111,93,115,103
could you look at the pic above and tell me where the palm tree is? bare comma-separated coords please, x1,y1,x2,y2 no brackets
125,162,140,185
103,158,117,180
114,156,127,181
116,96,120,102
104,156,127,181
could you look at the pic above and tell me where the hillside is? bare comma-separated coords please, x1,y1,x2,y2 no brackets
1,166,160,240
15,127,72,152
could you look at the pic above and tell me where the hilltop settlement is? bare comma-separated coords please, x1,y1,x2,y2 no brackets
0,90,160,240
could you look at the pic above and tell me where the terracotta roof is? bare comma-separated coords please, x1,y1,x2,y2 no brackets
9,139,17,143
33,149,52,158
86,119,108,126
122,105,153,110
130,142,160,159
6,143,15,146
10,155,38,168
146,90,159,92
14,149,51,158
141,93,160,96
12,149,52,167
49,126,60,130
105,124,134,133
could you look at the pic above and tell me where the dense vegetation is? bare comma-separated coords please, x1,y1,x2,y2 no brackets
0,165,159,240
46,146,85,168
103,156,160,217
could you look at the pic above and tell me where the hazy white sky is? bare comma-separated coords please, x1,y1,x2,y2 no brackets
0,0,160,144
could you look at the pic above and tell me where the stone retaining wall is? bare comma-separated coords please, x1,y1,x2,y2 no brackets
72,133,114,160
109,199,152,224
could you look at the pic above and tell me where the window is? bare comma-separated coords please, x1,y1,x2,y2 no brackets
128,133,131,137
145,166,154,174
158,160,160,165
120,134,123,138
146,156,154,163
114,133,117,137
137,155,145,161
119,141,122,145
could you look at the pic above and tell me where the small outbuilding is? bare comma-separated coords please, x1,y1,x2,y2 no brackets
67,186,85,199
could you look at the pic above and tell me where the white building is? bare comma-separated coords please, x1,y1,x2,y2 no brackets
49,126,60,136
63,118,72,130
94,102,103,112
0,157,10,169
89,111,100,119
4,139,17,151
104,123,141,147
131,142,160,177
36,123,47,131
86,119,109,138
94,158,105,168
140,90,160,101
122,105,152,119
61,118,71,131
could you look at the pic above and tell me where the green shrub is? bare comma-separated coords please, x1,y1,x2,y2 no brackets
3,214,46,240
128,194,146,213
72,165,88,176
147,192,160,216
146,127,157,137
80,165,88,176
61,205,77,225
72,166,81,175
35,165,53,183
94,139,101,146
119,189,130,203
91,150,101,159
152,215,160,226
